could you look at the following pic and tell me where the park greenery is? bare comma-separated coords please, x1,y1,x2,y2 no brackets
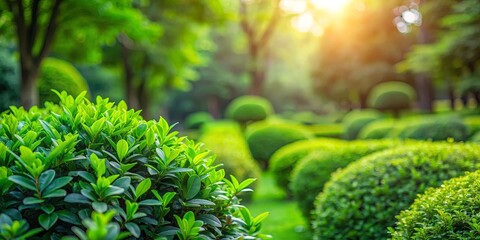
1,0,480,239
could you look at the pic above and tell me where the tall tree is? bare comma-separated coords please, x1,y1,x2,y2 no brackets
239,0,281,95
0,0,155,108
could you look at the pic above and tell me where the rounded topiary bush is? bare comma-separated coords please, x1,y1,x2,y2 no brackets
390,170,480,239
290,140,399,221
464,115,480,138
269,138,344,194
199,121,261,191
0,92,269,239
246,121,312,169
38,58,90,105
342,109,383,140
312,142,480,240
392,116,468,141
368,81,416,115
184,111,214,130
358,118,396,139
226,96,273,124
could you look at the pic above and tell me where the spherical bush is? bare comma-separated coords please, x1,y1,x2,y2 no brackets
390,170,480,239
358,119,396,139
342,109,383,140
392,116,468,141
199,121,261,191
290,140,399,221
368,81,416,113
246,121,312,169
184,111,213,130
38,58,90,105
312,142,480,240
269,138,344,195
0,92,268,239
226,96,273,123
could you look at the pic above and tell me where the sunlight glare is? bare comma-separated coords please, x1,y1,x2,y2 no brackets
311,0,350,12
280,0,307,14
292,13,315,32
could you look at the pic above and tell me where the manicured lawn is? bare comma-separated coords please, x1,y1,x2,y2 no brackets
246,172,311,239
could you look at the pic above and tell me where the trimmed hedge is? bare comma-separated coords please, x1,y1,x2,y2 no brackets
367,81,416,114
0,92,269,239
184,111,214,130
306,124,344,138
226,96,273,124
290,140,399,220
269,138,344,194
390,170,480,239
246,121,312,169
342,109,383,140
199,121,261,192
464,115,480,138
312,142,480,240
38,58,90,105
358,119,396,139
391,116,468,141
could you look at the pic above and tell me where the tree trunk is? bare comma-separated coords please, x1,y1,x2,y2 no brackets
20,65,39,108
137,77,150,119
446,78,456,110
414,74,434,112
207,95,220,118
358,92,368,109
119,35,138,109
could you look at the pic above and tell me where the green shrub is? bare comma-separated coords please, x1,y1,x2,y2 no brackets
390,170,480,239
392,115,468,141
184,111,214,130
358,119,396,139
246,121,312,169
38,58,90,105
368,81,416,115
199,121,261,192
342,109,383,140
0,92,269,239
0,47,19,112
306,124,344,138
312,142,480,240
290,140,399,221
470,131,480,143
226,96,273,124
269,138,344,195
464,115,480,138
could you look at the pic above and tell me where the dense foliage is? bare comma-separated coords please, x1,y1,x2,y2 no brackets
342,109,383,140
391,116,468,141
199,121,261,194
367,81,416,115
390,170,480,239
269,138,343,195
246,121,311,169
0,47,19,112
313,143,480,240
226,96,273,124
0,92,269,239
290,140,398,220
38,58,90,105
358,119,396,139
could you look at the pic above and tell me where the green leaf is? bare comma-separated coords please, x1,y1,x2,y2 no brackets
125,222,141,238
116,139,129,161
139,199,162,206
92,202,108,213
65,193,91,204
238,178,256,192
43,176,72,195
38,213,58,230
89,154,106,177
57,210,81,225
23,197,44,205
40,204,55,214
135,178,151,200
43,189,67,198
112,176,131,192
135,123,148,138
186,175,201,200
103,186,124,197
186,199,215,206
39,169,56,192
8,175,37,191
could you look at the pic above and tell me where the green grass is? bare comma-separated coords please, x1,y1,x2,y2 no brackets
246,172,311,239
